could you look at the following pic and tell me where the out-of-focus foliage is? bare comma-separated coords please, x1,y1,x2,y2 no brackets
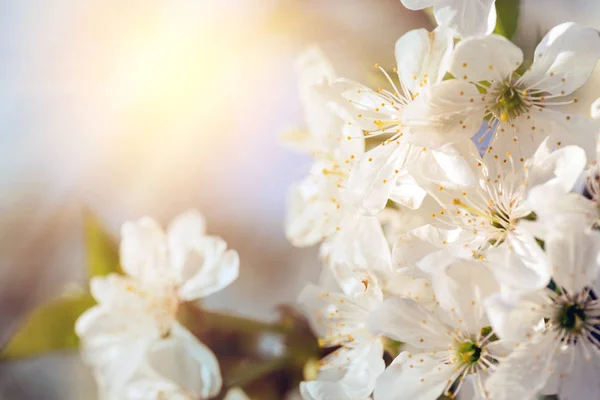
84,211,121,278
1,294,95,360
0,213,320,400
1,211,118,360
495,0,520,39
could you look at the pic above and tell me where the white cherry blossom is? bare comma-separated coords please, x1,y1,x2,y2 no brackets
407,23,600,162
400,0,497,38
369,261,507,400
328,27,478,215
422,139,586,253
485,215,600,400
522,181,598,241
285,48,368,247
104,368,195,400
76,211,239,399
283,15,600,400
224,387,251,400
298,267,385,400
282,47,363,158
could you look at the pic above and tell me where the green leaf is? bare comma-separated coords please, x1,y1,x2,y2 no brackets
84,210,121,279
1,294,96,360
494,0,520,40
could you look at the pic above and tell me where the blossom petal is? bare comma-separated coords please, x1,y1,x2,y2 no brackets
76,278,161,394
80,275,159,337
347,142,411,215
395,27,454,94
526,140,586,192
533,109,597,161
286,49,365,156
147,323,222,399
520,22,600,96
555,348,600,400
400,0,435,10
177,236,239,301
402,80,486,144
285,170,343,247
592,97,600,120
328,79,399,133
527,181,598,235
167,210,206,245
297,46,336,92
167,210,207,277
373,352,456,400
485,232,551,293
397,143,479,193
422,259,498,335
298,282,380,344
287,188,311,245
392,225,472,269
77,314,155,396
389,169,428,209
433,0,496,38
224,387,251,400
545,215,600,293
382,270,434,302
121,375,191,400
484,292,549,342
368,297,452,349
301,341,384,400
485,332,560,400
120,217,168,281
324,214,393,285
294,48,345,152
430,143,479,187
449,34,522,83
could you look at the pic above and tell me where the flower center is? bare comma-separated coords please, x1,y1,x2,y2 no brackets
585,169,600,203
456,341,482,364
490,208,512,230
559,303,587,332
489,81,529,122
147,284,179,339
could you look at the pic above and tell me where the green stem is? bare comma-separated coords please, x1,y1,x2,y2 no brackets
227,357,289,388
202,310,291,335
181,303,321,398
180,304,292,336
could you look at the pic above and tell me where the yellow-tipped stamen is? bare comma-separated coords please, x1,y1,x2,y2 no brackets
453,199,503,225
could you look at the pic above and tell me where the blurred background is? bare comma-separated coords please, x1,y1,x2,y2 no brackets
0,0,598,398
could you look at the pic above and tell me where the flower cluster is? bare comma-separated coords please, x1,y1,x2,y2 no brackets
286,3,600,399
76,211,240,399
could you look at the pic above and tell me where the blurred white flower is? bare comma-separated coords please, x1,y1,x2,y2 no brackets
76,210,239,399
225,387,251,400
282,47,363,159
400,0,497,38
116,373,194,400
284,47,367,248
